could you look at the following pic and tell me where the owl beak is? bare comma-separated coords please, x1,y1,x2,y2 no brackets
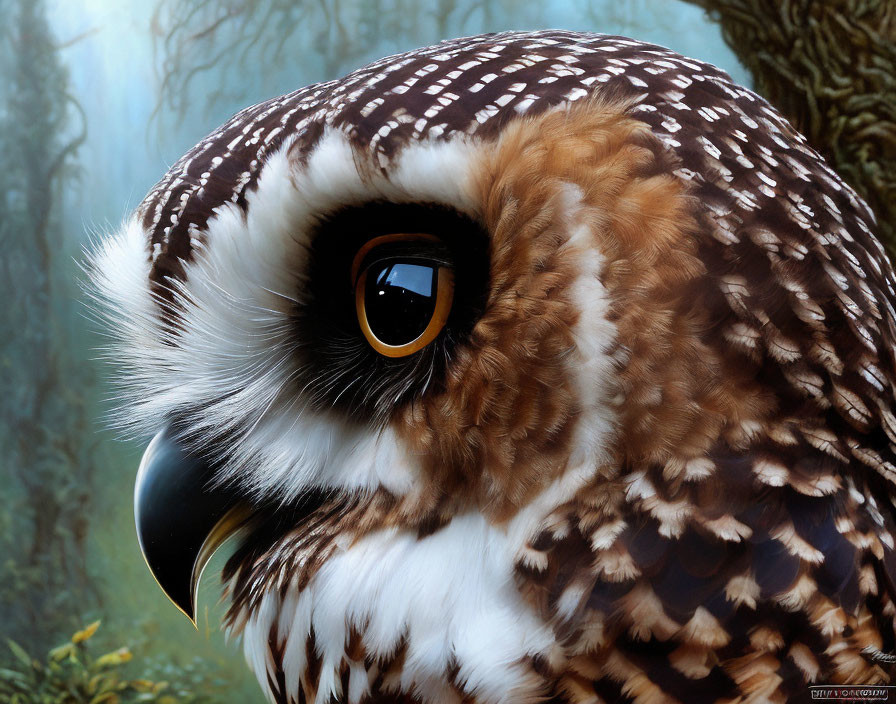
134,426,249,625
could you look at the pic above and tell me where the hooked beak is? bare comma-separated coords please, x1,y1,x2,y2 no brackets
134,426,249,625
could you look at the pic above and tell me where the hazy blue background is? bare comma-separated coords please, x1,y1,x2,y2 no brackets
2,1,748,700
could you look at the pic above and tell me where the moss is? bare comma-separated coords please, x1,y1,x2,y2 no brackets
0,621,228,704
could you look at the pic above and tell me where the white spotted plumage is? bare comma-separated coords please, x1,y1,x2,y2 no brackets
90,30,896,704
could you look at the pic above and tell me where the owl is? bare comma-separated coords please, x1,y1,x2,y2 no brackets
89,30,896,704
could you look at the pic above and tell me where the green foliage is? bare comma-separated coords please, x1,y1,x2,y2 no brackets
0,0,95,650
0,2,263,696
0,622,226,704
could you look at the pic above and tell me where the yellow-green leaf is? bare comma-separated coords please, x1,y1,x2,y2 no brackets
49,643,75,661
72,620,101,644
5,640,36,669
129,679,155,692
88,692,120,704
88,672,110,695
94,647,132,669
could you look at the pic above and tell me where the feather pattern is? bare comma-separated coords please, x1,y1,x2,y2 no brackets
89,30,896,703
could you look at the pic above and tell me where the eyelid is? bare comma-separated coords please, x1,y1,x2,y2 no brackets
350,233,444,286
360,246,453,278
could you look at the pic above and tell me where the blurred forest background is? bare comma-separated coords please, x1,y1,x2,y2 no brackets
0,0,891,702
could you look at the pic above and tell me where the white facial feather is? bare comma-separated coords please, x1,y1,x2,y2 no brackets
239,512,558,704
92,115,620,704
231,177,619,704
556,183,619,484
90,129,483,501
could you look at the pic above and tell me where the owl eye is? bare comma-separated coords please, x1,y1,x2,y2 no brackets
351,234,455,358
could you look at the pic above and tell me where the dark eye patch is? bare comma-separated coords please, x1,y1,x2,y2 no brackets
293,200,489,422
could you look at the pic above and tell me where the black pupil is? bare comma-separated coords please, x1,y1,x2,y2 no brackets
365,261,438,346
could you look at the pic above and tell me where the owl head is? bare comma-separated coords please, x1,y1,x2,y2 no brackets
90,30,896,704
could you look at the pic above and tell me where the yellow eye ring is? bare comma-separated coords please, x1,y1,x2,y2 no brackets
351,234,455,358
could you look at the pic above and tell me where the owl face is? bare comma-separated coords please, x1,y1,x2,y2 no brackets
91,30,896,704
